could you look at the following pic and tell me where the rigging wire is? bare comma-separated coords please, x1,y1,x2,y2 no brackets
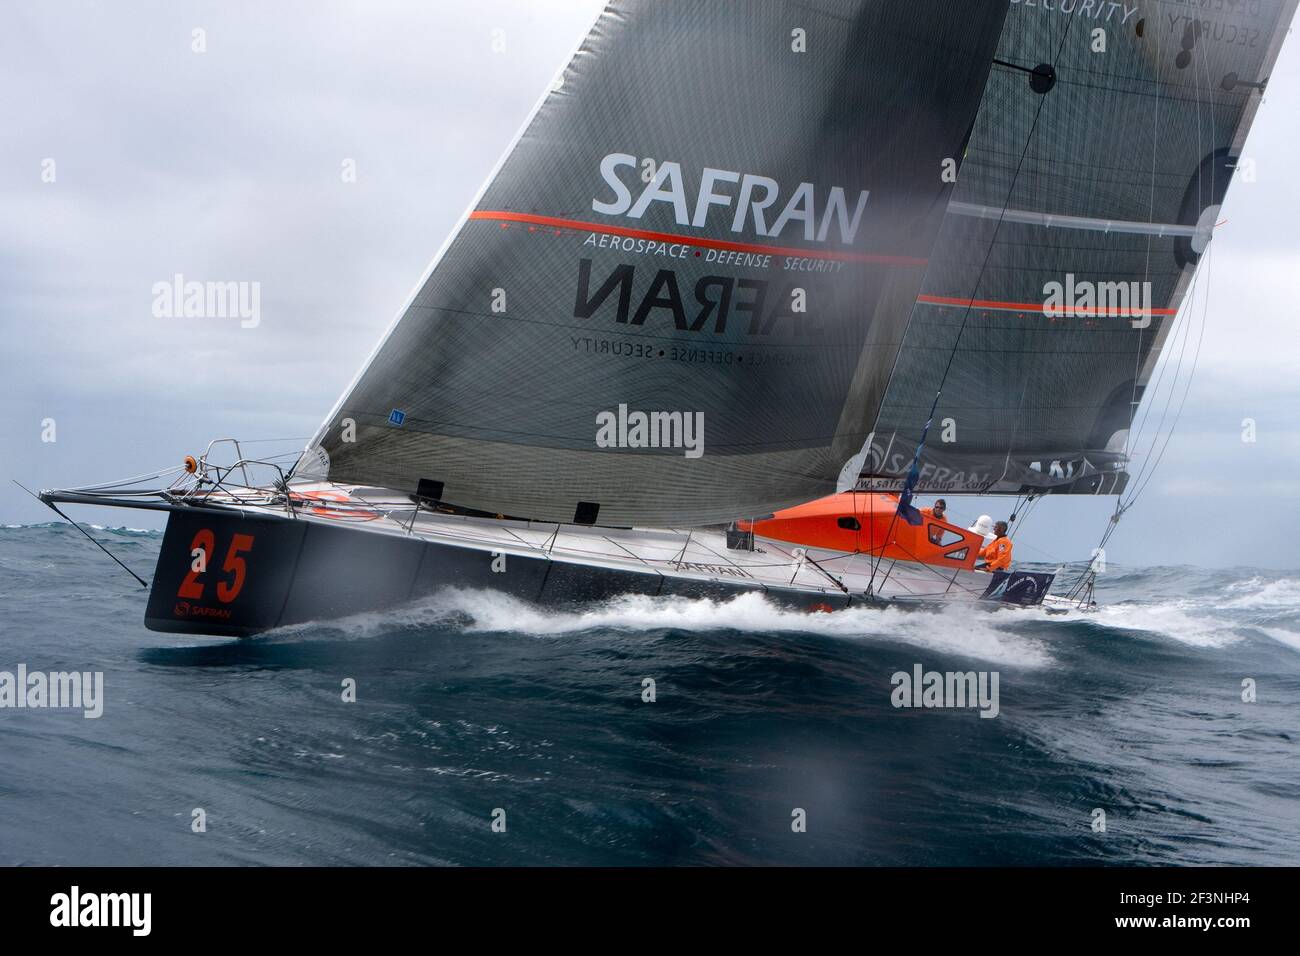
1123,235,1214,510
1121,35,1209,490
867,8,1080,591
1120,269,1202,497
1119,25,1218,509
1066,21,1225,603
1123,0,1166,469
13,481,149,588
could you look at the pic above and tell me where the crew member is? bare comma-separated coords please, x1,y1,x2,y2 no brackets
920,499,947,521
920,499,948,544
977,521,1013,571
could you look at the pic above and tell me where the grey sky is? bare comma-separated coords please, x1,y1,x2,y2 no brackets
3,1,1298,572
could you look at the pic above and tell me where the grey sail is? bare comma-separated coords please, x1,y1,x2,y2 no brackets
862,0,1297,496
300,0,1009,526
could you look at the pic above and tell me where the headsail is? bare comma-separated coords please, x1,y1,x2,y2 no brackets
861,0,1297,496
299,0,1009,526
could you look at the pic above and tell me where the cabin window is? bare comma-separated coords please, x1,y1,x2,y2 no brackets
928,524,964,547
837,516,860,531
944,547,969,561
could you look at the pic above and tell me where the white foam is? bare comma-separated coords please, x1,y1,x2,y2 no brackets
274,588,1054,668
1257,626,1300,652
1219,577,1300,610
1089,600,1243,648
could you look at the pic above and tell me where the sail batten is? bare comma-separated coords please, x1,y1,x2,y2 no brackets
948,201,1209,239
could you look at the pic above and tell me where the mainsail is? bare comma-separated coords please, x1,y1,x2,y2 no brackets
299,0,1009,526
862,0,1297,496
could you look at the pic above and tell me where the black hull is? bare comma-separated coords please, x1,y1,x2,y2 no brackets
145,507,851,637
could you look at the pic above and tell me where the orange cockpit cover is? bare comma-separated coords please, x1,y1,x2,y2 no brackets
737,492,981,571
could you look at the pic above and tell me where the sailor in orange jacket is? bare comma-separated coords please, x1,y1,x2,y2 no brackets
919,499,948,544
978,521,1013,571
919,498,948,522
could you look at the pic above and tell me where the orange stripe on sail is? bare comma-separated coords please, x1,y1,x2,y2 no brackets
917,294,1177,317
468,210,929,267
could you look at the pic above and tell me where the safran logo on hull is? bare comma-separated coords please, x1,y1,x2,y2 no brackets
592,153,870,244
173,601,233,621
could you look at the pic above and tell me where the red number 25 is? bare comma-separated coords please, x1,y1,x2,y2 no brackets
178,529,255,603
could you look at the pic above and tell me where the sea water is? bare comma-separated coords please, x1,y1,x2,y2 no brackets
1,523,1297,865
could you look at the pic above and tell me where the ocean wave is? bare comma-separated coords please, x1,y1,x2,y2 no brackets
1087,599,1245,648
1256,626,1300,652
0,521,160,536
1079,574,1300,652
271,587,1056,668
1219,576,1300,610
